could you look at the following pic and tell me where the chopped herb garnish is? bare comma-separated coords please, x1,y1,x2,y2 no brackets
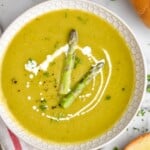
105,95,111,100
11,78,18,84
39,104,47,111
40,99,47,104
35,17,40,21
37,99,47,111
42,37,50,41
147,75,150,92
113,147,119,150
51,106,57,109
54,41,60,49
28,58,33,62
147,84,150,93
133,127,140,132
53,78,57,88
137,109,145,116
43,72,50,77
147,74,150,81
77,16,88,24
44,88,49,92
64,12,68,18
50,112,66,121
57,112,66,119
74,56,81,69
50,61,56,66
122,87,125,91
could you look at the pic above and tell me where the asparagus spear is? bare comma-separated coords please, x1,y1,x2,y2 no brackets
59,61,105,108
59,29,78,95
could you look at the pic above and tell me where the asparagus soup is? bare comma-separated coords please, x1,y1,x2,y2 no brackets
1,9,135,143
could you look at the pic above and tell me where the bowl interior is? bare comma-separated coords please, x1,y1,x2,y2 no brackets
0,0,146,150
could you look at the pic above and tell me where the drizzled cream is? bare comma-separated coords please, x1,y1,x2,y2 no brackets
25,44,111,122
25,44,97,76
25,45,68,75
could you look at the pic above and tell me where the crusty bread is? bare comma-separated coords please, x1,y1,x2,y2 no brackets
141,7,150,27
131,0,150,27
124,133,150,150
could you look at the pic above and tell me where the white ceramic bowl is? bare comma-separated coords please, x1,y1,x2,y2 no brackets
0,0,146,150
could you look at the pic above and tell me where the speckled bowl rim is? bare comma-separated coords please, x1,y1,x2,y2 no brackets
0,0,147,150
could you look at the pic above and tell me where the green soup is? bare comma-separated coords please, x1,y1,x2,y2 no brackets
1,9,135,143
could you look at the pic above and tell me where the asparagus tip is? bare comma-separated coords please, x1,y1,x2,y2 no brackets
69,29,78,45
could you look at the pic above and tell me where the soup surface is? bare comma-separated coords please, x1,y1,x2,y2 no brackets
1,9,135,143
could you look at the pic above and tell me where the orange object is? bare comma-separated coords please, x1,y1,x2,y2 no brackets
131,0,150,27
124,133,150,150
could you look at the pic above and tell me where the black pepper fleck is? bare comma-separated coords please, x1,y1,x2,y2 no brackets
51,106,57,109
11,78,18,84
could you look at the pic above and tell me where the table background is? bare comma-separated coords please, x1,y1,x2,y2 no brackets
0,0,150,149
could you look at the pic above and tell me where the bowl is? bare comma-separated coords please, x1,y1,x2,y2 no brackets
0,0,146,149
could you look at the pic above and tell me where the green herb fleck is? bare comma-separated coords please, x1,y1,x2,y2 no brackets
53,78,57,88
77,16,88,24
50,112,66,122
64,12,68,18
39,104,47,111
122,87,125,91
105,95,111,100
113,147,119,150
74,56,81,69
147,74,150,81
44,87,49,92
27,58,35,66
40,99,47,104
57,112,66,119
38,99,47,111
50,61,56,66
43,37,50,41
43,72,50,77
147,84,150,93
28,58,33,62
35,17,40,21
137,109,145,116
54,41,60,49
133,127,140,132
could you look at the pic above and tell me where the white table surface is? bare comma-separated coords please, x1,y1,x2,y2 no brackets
0,0,150,150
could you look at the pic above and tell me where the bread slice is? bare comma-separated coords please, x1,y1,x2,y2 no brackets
124,133,150,150
131,0,149,15
131,0,150,27
141,7,150,27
